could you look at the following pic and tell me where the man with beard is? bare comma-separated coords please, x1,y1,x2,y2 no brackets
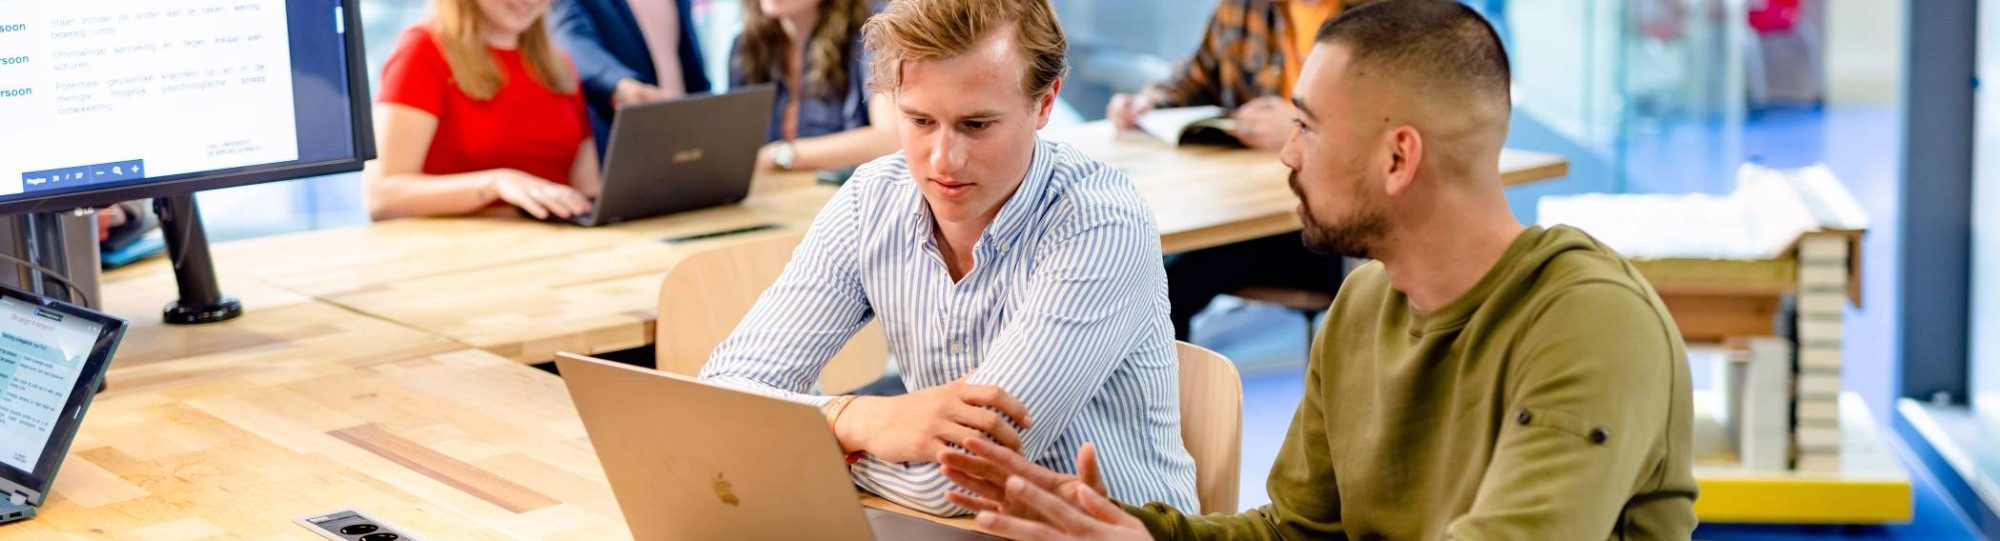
932,0,1699,539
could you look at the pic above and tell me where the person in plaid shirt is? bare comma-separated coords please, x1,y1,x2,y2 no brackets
1110,0,1375,341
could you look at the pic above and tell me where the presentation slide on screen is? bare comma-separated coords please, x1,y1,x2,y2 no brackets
0,0,300,198
0,297,103,474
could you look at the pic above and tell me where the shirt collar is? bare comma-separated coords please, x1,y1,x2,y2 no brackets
904,138,1057,249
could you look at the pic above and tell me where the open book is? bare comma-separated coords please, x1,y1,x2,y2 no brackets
1136,106,1243,147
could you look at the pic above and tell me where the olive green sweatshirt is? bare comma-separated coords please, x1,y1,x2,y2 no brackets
1129,226,1697,540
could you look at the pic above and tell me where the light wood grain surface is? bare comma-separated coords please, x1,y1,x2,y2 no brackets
17,347,634,540
193,171,825,300
311,187,835,363
19,273,963,539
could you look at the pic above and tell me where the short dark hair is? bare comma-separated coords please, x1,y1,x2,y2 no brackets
1315,0,1511,106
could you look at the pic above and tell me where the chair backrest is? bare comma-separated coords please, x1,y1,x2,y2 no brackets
1176,341,1243,514
655,230,889,394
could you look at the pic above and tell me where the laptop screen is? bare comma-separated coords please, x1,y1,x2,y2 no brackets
0,287,124,504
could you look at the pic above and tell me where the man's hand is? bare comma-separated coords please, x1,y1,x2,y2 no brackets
612,78,669,109
1226,96,1298,151
834,380,1032,463
1106,93,1156,131
941,439,1147,541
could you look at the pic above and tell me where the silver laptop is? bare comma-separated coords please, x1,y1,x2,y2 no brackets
0,285,128,526
560,85,777,226
555,353,999,541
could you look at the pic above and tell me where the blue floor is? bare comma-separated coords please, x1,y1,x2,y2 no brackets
1191,105,1983,538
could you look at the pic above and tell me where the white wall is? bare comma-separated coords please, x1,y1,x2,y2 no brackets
1972,0,2000,415
1822,0,1904,107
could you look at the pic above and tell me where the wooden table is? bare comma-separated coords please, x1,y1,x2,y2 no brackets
203,172,826,300
25,282,986,539
314,188,836,363
21,268,616,539
103,124,1566,366
1042,121,1571,253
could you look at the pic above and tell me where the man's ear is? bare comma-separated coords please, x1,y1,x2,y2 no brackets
1383,125,1423,197
1033,79,1063,130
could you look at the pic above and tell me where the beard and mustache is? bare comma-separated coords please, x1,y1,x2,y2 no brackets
1290,170,1389,260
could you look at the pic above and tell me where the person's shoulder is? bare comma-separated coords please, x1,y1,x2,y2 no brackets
1041,139,1149,222
838,152,919,210
1515,226,1681,350
380,23,449,84
1530,226,1666,303
383,22,447,66
394,22,443,53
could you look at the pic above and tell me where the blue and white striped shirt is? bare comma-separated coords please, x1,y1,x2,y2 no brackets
700,138,1198,516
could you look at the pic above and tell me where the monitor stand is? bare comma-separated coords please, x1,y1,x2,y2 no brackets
155,194,241,324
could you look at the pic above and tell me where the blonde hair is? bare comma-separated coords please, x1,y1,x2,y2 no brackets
862,0,1068,99
433,0,577,100
735,0,872,101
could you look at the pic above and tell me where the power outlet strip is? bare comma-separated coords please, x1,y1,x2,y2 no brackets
296,509,423,541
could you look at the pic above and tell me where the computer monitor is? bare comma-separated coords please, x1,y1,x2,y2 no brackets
0,0,374,215
0,284,126,521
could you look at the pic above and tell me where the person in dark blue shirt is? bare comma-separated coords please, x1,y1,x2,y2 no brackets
548,0,713,157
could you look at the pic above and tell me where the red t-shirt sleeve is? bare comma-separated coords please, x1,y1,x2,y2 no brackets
379,26,450,117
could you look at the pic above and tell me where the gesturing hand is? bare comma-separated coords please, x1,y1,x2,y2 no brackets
941,439,1148,541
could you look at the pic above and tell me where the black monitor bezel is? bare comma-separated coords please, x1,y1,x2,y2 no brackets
0,0,377,217
0,284,127,506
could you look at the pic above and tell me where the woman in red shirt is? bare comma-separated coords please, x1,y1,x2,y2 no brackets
366,0,598,220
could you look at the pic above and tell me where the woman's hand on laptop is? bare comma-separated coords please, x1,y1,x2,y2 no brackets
834,379,1032,463
941,440,1147,541
486,170,591,219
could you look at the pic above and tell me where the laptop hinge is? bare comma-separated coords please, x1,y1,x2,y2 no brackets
0,477,40,507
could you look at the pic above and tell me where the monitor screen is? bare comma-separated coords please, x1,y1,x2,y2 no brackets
0,0,372,215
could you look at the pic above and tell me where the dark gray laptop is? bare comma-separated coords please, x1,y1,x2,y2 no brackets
560,85,777,227
0,285,127,526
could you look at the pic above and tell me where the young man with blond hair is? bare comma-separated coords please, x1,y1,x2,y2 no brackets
699,0,1199,517
940,1,1699,539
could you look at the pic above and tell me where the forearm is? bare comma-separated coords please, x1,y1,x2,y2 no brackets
1125,503,1290,541
569,140,601,197
697,366,837,409
364,169,497,220
851,458,972,517
788,126,898,171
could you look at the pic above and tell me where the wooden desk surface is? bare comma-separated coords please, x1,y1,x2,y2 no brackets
201,172,825,299
19,346,631,540
1042,121,1570,253
19,273,613,539
320,193,832,363
20,285,977,539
